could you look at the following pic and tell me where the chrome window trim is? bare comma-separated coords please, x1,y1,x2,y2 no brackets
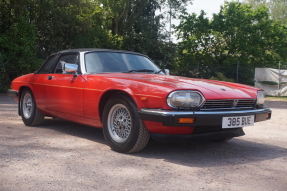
79,52,88,74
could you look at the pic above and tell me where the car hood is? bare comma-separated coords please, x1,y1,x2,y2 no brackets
91,73,259,100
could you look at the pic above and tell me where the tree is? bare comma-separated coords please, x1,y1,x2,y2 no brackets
100,0,192,68
0,0,114,91
29,0,111,59
175,2,287,84
243,0,287,24
0,0,193,91
121,0,177,69
0,0,40,92
100,0,192,35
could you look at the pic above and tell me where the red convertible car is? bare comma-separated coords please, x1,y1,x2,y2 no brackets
7,49,271,153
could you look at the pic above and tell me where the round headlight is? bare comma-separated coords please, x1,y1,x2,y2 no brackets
256,90,265,106
167,91,205,109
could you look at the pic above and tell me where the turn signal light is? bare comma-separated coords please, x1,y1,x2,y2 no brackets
178,118,195,124
266,113,271,119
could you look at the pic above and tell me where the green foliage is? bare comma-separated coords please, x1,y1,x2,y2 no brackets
266,95,287,100
210,72,235,82
259,81,278,85
0,0,43,92
120,0,177,68
100,0,192,35
259,81,287,85
243,0,287,24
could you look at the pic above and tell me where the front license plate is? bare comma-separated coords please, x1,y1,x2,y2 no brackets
222,115,254,129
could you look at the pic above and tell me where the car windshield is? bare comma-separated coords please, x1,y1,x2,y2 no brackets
85,52,161,74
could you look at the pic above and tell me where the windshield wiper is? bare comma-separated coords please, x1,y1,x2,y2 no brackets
155,69,165,74
123,69,155,73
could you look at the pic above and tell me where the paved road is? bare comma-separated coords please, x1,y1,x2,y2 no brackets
0,93,287,191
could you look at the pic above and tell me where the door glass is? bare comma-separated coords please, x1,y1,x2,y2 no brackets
38,54,58,74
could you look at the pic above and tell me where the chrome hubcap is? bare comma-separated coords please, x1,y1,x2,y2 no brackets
107,104,131,143
23,93,33,119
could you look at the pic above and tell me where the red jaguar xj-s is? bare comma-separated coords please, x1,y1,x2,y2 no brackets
7,49,271,153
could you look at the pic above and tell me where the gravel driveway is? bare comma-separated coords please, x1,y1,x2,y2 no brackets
0,93,286,191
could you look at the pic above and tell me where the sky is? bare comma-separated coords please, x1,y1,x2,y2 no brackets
185,0,245,18
186,0,229,19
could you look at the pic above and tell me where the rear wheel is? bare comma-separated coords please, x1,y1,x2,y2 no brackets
102,94,150,153
20,89,45,126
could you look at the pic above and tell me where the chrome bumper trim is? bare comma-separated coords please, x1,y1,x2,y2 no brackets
139,108,270,116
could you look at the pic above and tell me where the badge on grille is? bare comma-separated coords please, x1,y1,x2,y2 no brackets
232,100,239,108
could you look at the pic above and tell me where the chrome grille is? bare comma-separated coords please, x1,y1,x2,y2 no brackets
236,100,256,108
201,99,255,110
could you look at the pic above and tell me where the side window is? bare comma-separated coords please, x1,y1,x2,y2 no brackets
38,54,58,74
55,54,79,74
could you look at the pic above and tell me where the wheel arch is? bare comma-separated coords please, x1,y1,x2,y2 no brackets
98,90,138,122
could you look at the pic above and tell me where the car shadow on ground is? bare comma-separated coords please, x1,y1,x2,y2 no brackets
39,118,287,168
40,118,106,145
133,138,287,168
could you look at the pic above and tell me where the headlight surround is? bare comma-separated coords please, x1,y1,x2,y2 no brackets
167,90,205,109
256,90,265,107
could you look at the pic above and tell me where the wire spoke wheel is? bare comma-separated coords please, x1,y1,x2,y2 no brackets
22,93,34,119
20,89,45,126
102,94,150,153
108,104,132,143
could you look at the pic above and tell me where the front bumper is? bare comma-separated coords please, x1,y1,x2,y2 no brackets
7,89,18,98
138,108,272,127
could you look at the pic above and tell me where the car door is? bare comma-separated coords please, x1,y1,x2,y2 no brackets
44,53,85,117
26,54,60,112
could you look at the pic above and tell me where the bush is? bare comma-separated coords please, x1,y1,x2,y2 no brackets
210,72,235,82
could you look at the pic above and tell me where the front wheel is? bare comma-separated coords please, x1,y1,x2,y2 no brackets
102,94,150,153
20,89,45,126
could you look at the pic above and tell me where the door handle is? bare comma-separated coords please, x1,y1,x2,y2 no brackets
47,76,54,80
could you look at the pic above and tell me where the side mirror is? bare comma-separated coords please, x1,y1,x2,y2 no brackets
164,69,170,75
63,62,78,77
63,63,78,73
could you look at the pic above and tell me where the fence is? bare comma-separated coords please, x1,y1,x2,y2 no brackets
255,67,287,96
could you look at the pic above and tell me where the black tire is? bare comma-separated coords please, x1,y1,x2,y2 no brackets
20,89,45,126
102,93,150,153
